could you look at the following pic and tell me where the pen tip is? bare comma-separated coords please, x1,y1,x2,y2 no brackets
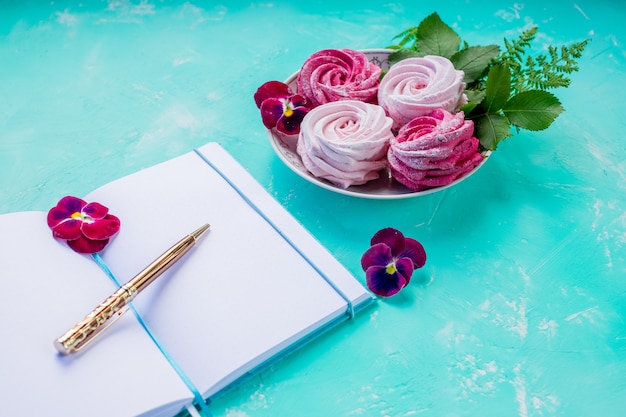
191,223,210,241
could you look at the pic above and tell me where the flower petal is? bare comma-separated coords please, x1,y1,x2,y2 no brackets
365,265,409,297
370,227,405,255
254,81,293,108
276,107,309,135
395,257,415,284
260,98,286,129
58,195,87,212
46,196,87,228
51,219,83,240
400,237,427,269
81,202,109,220
67,236,110,254
289,94,309,108
81,214,121,240
360,242,393,272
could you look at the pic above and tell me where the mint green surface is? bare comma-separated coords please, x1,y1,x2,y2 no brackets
1,1,625,416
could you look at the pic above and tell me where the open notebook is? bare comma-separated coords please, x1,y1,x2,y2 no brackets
0,142,373,417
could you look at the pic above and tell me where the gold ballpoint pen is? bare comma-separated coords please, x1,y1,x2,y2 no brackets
54,223,210,355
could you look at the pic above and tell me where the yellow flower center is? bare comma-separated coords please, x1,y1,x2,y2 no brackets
282,98,295,118
70,211,83,220
386,263,396,275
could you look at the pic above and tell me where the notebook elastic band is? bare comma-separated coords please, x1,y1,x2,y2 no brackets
193,148,355,318
91,253,213,417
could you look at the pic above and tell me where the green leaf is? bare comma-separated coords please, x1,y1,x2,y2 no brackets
473,113,512,150
450,45,500,82
502,90,563,130
483,64,511,113
388,49,420,66
459,90,485,115
415,12,461,58
460,101,479,114
464,89,486,103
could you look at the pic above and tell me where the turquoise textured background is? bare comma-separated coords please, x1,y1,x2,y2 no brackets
1,1,625,416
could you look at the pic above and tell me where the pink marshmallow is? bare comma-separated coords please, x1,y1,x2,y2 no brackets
378,56,466,130
297,49,381,108
297,100,393,188
388,109,484,191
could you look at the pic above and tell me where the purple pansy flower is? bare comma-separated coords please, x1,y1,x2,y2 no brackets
361,227,426,297
47,196,121,254
253,80,292,108
254,80,310,135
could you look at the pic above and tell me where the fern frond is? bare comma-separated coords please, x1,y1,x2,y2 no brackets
499,26,538,64
391,27,419,50
497,29,588,94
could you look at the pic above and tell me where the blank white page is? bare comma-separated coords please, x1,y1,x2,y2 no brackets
0,212,192,417
88,143,371,399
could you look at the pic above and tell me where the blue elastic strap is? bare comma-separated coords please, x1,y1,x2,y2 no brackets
193,148,355,318
91,253,213,417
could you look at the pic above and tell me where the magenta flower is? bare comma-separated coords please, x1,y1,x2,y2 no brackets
47,196,121,254
254,80,310,135
361,228,426,297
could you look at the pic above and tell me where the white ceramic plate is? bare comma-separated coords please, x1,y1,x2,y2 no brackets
267,49,490,199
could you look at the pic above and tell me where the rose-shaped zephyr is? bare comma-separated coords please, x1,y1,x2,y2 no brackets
297,48,381,107
297,100,393,188
378,55,466,130
47,196,121,254
388,109,484,191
